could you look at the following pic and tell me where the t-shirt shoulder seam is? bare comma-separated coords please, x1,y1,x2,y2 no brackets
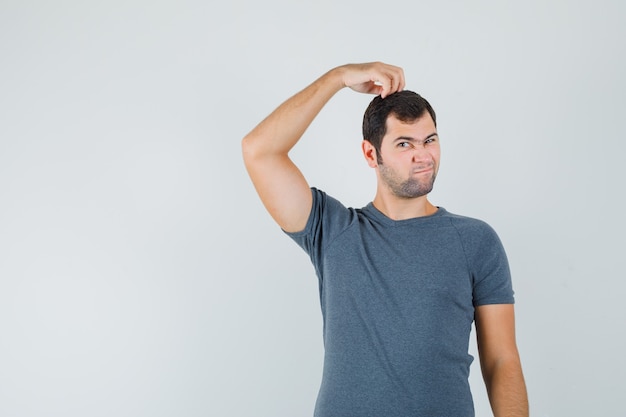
447,216,473,276
322,208,358,252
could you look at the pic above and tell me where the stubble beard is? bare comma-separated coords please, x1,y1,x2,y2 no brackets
378,162,437,199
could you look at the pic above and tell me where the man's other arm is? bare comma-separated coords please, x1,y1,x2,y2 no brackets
475,304,529,417
241,62,404,232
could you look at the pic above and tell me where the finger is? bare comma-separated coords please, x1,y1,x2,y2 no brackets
379,65,405,97
380,75,399,98
389,66,405,93
367,81,383,96
396,67,406,91
378,77,392,98
390,73,401,94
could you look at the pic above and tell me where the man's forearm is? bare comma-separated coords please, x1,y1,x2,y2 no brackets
242,62,405,158
484,359,529,417
242,67,345,159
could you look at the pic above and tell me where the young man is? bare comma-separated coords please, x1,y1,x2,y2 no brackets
242,62,528,417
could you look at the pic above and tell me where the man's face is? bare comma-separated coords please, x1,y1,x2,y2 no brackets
376,113,440,199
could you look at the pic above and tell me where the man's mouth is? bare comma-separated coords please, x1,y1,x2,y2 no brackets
412,164,434,174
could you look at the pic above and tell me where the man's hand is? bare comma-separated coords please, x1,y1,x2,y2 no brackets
337,62,405,98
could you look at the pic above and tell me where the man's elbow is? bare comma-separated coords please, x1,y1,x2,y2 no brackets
482,353,523,379
241,132,263,169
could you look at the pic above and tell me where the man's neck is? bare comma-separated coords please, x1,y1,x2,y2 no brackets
371,193,438,221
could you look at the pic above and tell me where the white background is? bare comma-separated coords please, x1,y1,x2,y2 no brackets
1,1,624,416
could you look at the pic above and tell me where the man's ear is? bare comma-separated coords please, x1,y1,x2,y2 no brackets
361,140,378,168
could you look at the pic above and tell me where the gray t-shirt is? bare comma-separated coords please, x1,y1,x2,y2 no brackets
286,188,514,417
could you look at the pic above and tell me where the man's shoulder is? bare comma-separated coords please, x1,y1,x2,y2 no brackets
305,187,363,229
311,187,367,214
440,209,499,237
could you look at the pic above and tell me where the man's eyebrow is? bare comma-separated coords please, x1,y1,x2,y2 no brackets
393,133,438,143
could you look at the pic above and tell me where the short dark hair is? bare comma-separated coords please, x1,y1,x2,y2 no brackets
362,90,436,163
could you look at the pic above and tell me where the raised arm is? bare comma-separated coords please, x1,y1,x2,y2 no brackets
241,62,405,232
475,304,529,417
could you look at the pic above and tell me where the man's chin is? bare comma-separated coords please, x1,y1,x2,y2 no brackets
396,184,434,199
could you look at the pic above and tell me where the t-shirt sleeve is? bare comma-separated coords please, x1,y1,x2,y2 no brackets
284,187,354,280
463,221,515,306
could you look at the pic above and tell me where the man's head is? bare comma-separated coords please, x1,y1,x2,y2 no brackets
361,90,440,200
362,90,436,164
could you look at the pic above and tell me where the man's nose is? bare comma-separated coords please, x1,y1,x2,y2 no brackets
411,146,431,161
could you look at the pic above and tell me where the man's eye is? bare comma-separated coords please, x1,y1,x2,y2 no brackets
398,142,410,148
